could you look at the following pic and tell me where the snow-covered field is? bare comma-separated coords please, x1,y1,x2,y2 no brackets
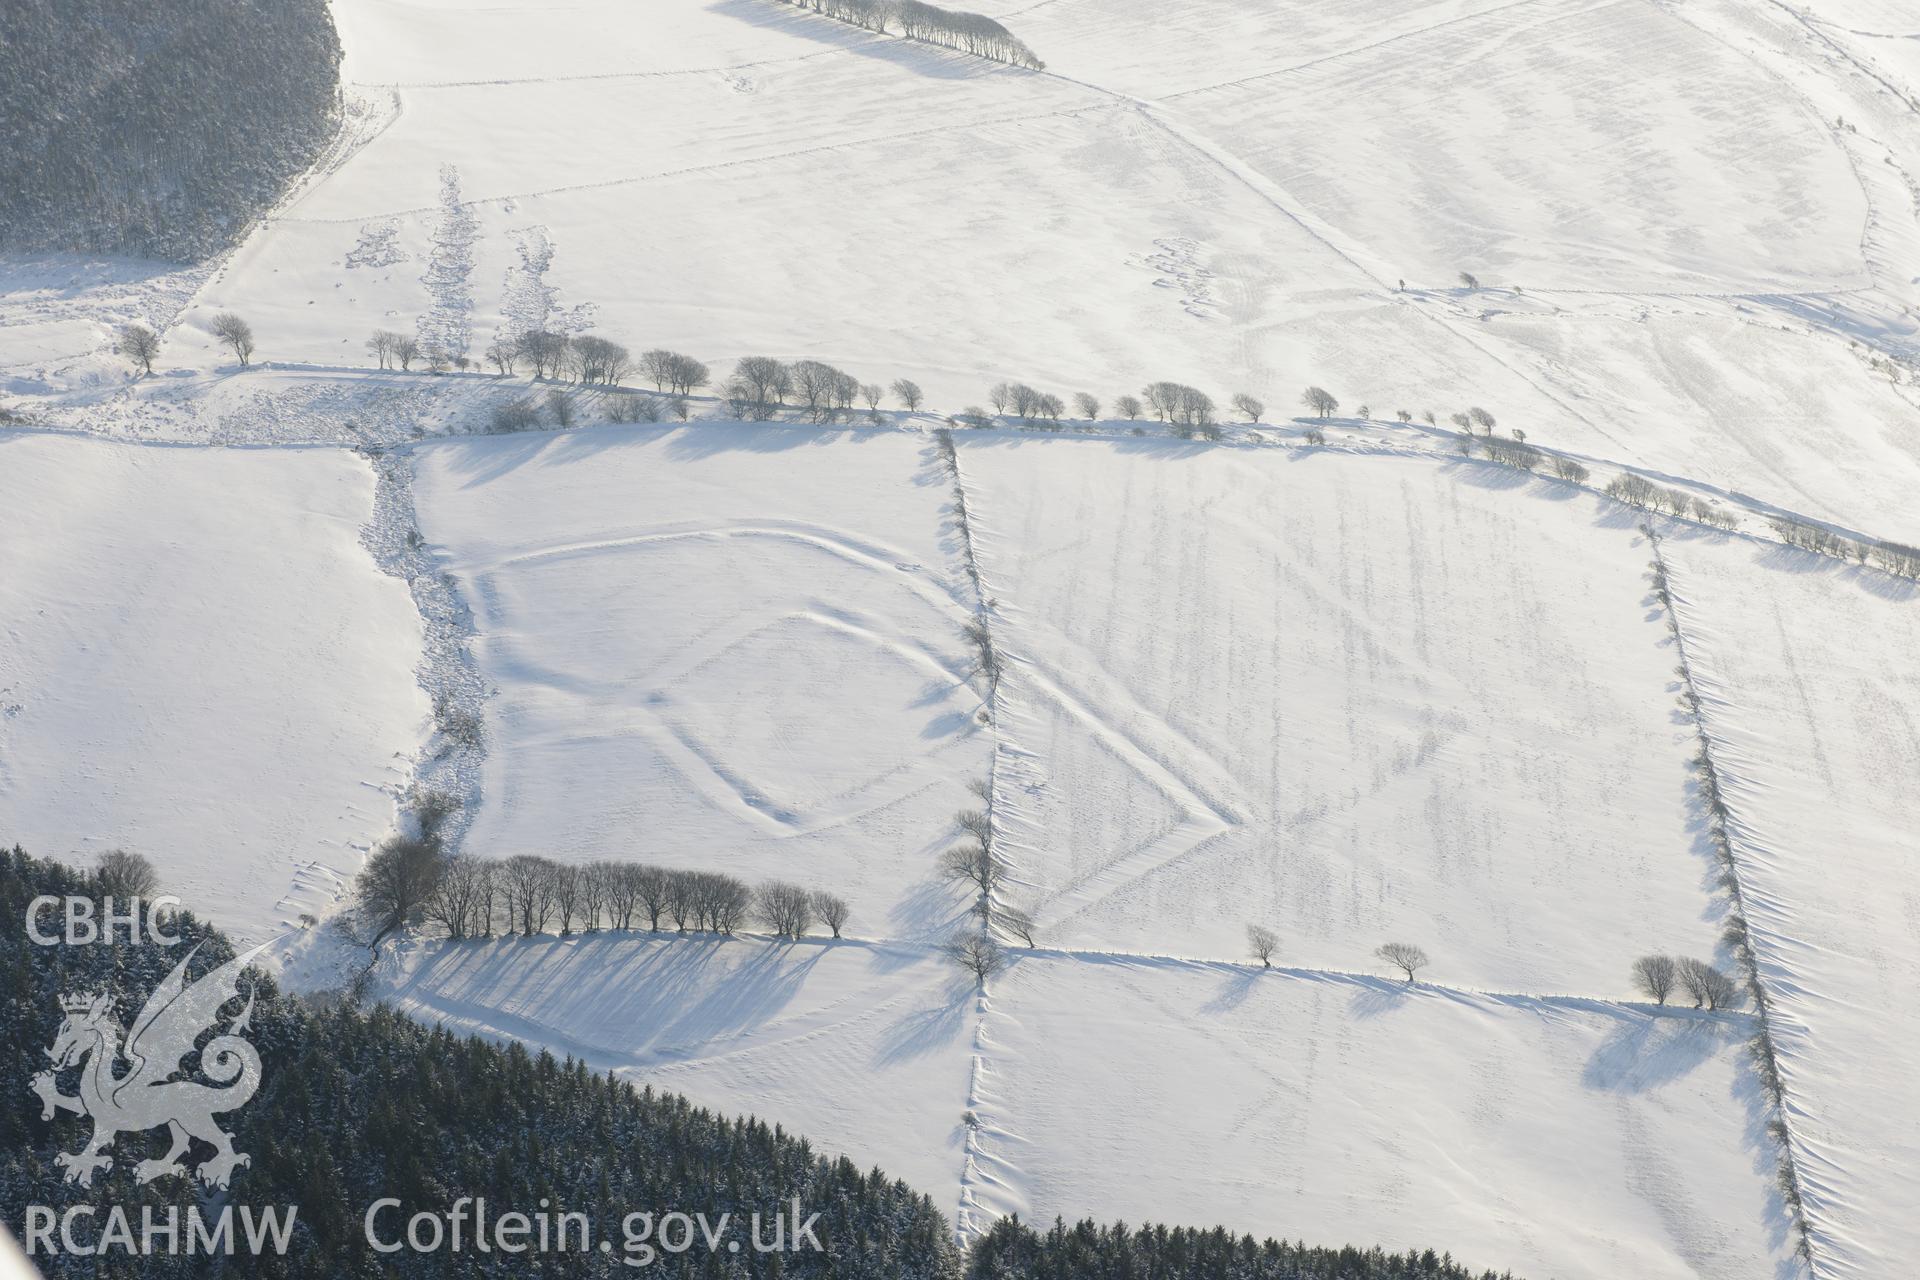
977,956,1789,1280
347,422,1843,1278
1659,533,1920,1279
0,433,425,940
10,0,1918,538
410,424,991,940
376,931,976,1203
5,0,1920,1273
961,437,1715,991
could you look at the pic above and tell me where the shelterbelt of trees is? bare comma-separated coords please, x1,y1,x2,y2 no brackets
3,845,1520,1278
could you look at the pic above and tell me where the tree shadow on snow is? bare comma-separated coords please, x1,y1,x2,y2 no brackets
1199,966,1261,1015
871,978,974,1066
711,0,1020,82
1578,1008,1740,1094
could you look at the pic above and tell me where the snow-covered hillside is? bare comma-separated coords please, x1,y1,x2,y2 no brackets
4,0,1920,1274
0,433,425,940
960,437,1715,989
345,421,1915,1279
9,0,1914,541
409,424,991,941
1659,533,1920,1278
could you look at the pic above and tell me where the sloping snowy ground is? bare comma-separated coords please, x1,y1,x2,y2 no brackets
379,422,1848,1278
376,931,976,1204
0,432,426,941
5,0,1910,541
960,436,1719,993
972,955,1792,1280
410,424,992,942
1658,532,1920,1280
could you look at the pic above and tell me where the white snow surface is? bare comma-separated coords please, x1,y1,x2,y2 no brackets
11,0,1920,540
976,955,1791,1280
1658,532,1920,1280
370,422,1867,1278
410,424,992,941
2,0,1919,1273
960,436,1718,991
377,931,976,1203
0,432,427,941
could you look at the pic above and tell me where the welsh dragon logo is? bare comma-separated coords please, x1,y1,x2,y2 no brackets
31,941,269,1189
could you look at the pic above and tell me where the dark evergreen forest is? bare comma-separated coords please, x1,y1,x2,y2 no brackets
2,847,1515,1279
0,0,341,260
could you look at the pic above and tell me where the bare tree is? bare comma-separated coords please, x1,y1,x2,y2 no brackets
632,865,671,931
734,356,790,416
1605,472,1661,510
996,904,1038,948
1459,271,1480,290
1376,941,1429,984
1232,393,1264,423
1301,386,1338,419
891,378,924,412
639,349,708,395
1114,394,1143,421
1247,924,1279,968
423,853,491,940
551,863,584,934
355,835,445,950
490,397,541,432
1632,955,1678,1005
548,389,576,427
1469,407,1496,433
515,331,572,380
1678,957,1741,1010
392,335,421,372
940,842,1003,896
943,932,1006,984
703,874,752,934
570,335,631,386
484,336,517,375
756,880,817,939
962,616,1001,693
790,360,858,423
96,849,160,899
118,324,160,375
813,891,851,939
210,313,255,367
364,330,395,370
988,382,1011,416
1141,382,1216,436
955,808,993,847
579,862,617,931
501,854,557,935
1073,392,1100,420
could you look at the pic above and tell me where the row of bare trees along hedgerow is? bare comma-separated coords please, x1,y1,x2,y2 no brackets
353,837,850,948
773,0,1044,69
